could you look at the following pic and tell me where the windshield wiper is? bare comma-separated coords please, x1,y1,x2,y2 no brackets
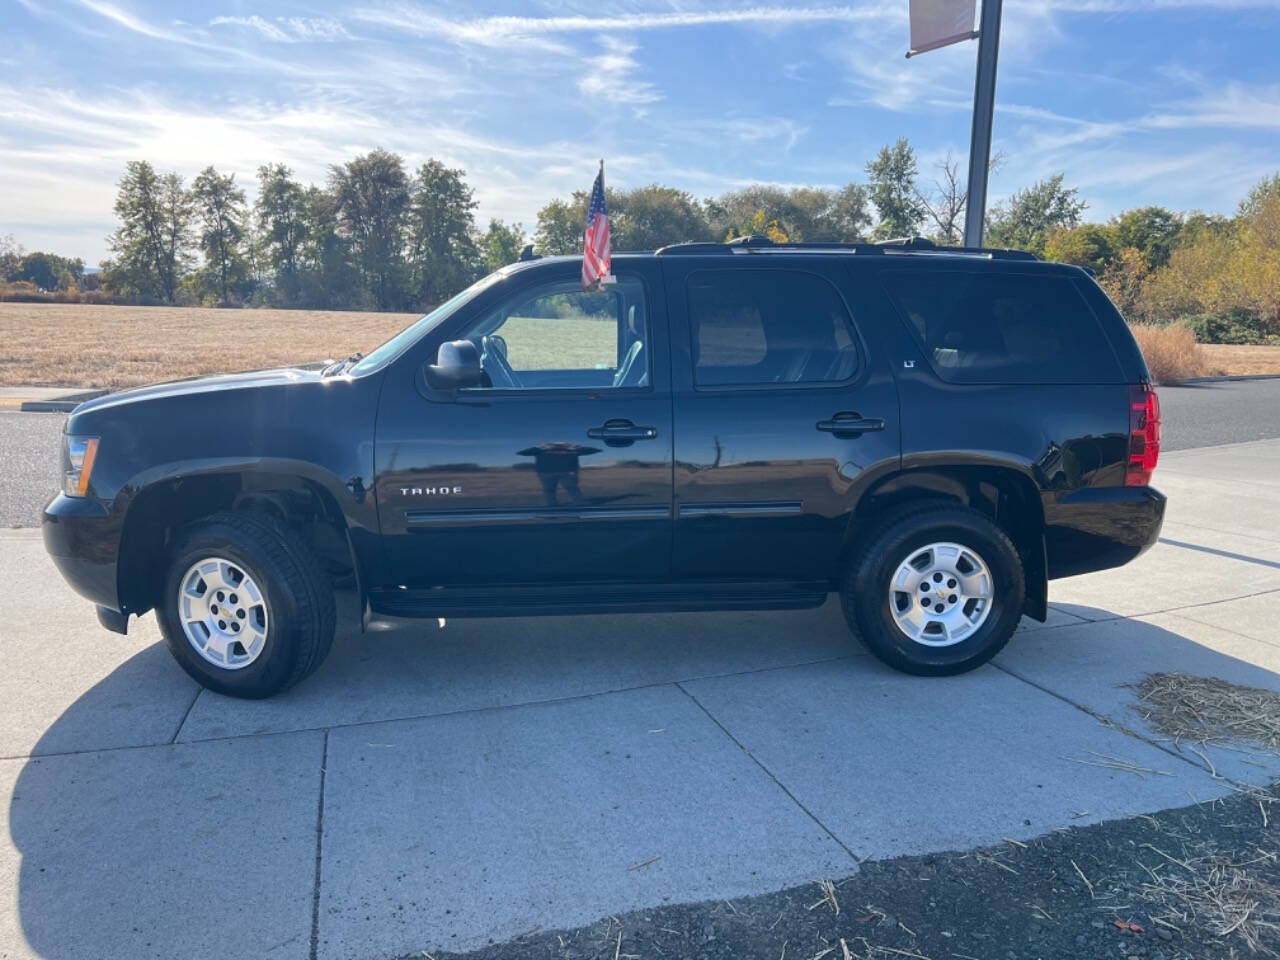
321,352,364,377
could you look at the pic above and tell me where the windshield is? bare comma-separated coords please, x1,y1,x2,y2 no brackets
347,270,507,376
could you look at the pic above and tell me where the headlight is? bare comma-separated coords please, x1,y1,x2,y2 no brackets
64,436,100,497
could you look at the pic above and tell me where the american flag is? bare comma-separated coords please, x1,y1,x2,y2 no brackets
582,163,611,289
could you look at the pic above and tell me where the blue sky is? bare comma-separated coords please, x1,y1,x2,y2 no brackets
2,0,1278,265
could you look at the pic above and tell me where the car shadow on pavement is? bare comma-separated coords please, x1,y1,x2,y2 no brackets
8,605,1280,960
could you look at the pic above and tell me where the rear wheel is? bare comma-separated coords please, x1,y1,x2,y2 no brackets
157,511,335,699
841,503,1025,676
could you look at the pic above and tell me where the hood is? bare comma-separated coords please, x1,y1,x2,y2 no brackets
71,365,326,416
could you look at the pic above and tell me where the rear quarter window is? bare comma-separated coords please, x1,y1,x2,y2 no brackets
880,270,1123,384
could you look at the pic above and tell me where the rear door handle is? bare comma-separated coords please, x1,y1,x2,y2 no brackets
587,419,658,445
816,413,886,436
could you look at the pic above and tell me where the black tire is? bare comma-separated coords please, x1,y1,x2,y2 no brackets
840,502,1025,676
157,511,336,699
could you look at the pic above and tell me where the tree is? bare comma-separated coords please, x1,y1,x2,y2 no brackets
481,219,526,272
406,159,481,305
866,138,924,239
535,197,585,255
255,164,309,305
1109,206,1183,270
0,235,23,281
725,209,790,243
14,251,84,291
707,184,869,242
609,185,709,250
105,161,192,302
1043,223,1116,273
913,151,1003,246
985,174,1086,255
329,149,410,310
191,166,248,304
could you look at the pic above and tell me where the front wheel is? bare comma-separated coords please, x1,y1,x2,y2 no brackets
841,503,1026,676
157,512,336,699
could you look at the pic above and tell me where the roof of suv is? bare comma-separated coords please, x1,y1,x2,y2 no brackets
512,235,1088,277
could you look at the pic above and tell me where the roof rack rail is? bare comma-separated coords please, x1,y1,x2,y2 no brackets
653,237,1039,261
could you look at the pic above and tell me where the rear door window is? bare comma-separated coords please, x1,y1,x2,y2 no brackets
686,269,860,387
880,271,1122,383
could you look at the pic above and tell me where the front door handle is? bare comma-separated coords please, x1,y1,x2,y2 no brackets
816,413,886,436
587,419,658,446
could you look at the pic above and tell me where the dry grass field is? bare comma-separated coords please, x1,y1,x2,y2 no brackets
1,301,1277,389
0,302,419,388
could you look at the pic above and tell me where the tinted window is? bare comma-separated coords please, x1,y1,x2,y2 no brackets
881,271,1121,384
687,270,859,387
458,277,649,391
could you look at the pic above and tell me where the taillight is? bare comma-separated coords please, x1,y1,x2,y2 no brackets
1125,383,1160,487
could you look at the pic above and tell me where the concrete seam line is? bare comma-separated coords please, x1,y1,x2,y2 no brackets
170,687,202,744
991,663,1253,789
1,656,860,763
309,729,330,960
673,680,862,867
1157,610,1280,652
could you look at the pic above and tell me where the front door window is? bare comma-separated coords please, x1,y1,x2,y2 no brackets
458,277,649,391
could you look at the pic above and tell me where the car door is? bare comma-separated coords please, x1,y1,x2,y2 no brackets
373,260,673,589
662,257,901,582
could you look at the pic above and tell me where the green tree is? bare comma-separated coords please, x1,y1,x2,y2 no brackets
707,184,869,242
866,138,924,239
609,185,709,250
191,165,248,304
406,159,481,305
298,186,363,310
105,161,192,302
1109,206,1183,269
329,149,410,310
15,251,84,291
255,163,309,305
1043,223,1116,273
986,174,1086,255
481,219,526,272
535,197,585,255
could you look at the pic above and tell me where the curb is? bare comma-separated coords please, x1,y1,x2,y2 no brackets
0,388,109,412
1177,373,1280,384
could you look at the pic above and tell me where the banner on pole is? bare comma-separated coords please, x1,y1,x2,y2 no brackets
906,0,978,57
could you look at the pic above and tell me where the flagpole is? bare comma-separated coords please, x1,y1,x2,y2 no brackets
963,0,1002,248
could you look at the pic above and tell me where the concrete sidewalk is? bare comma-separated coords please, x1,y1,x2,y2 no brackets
2,441,1280,959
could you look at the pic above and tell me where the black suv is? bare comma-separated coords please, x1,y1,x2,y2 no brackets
43,237,1165,698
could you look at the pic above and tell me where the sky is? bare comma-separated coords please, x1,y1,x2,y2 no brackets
2,0,1278,266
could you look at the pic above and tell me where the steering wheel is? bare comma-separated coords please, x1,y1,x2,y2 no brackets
481,335,521,389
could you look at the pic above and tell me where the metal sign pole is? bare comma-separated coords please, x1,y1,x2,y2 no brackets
963,0,1003,248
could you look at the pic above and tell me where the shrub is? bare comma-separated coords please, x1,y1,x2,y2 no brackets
1129,322,1209,384
1183,308,1279,345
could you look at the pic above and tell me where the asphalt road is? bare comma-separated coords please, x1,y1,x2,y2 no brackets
0,412,63,527
2,377,1277,527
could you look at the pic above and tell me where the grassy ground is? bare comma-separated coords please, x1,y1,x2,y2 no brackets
0,302,418,388
1202,343,1280,377
1,302,1278,389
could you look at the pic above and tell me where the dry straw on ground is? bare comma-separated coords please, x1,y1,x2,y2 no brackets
1139,844,1280,956
1128,672,1280,753
1129,322,1210,384
1124,673,1280,954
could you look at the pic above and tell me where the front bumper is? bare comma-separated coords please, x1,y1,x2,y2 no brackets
1045,485,1166,579
42,492,122,611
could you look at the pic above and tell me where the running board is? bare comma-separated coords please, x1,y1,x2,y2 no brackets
368,580,831,619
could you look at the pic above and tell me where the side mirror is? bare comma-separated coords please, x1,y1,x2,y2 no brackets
425,339,484,391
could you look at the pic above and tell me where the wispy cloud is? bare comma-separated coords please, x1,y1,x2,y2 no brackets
578,37,662,105
352,4,900,48
208,16,350,44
